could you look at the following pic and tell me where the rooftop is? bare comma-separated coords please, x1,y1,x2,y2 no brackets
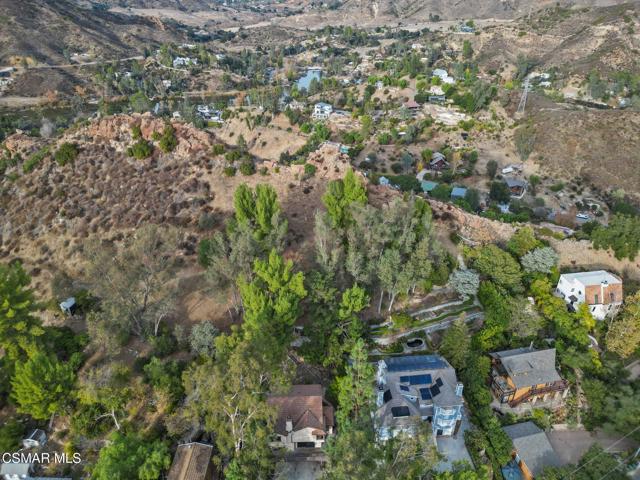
267,385,334,436
167,442,213,480
491,347,561,389
560,270,622,286
503,421,562,476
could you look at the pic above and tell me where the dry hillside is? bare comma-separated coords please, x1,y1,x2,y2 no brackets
0,0,187,65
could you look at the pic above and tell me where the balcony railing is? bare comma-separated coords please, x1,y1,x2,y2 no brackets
508,380,569,407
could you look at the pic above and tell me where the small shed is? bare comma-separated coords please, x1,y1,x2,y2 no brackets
421,181,438,193
59,297,77,315
22,429,47,449
379,176,391,187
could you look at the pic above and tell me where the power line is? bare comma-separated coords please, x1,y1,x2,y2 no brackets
565,425,640,478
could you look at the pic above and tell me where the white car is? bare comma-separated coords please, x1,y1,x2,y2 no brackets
576,213,590,220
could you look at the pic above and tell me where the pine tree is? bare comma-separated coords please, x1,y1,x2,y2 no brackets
439,316,470,370
335,339,375,426
11,352,75,421
238,249,306,362
0,263,44,362
323,168,367,229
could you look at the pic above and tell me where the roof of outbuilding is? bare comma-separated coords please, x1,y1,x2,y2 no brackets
503,422,562,476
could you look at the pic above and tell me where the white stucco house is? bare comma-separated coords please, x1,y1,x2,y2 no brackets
556,270,623,320
312,102,333,120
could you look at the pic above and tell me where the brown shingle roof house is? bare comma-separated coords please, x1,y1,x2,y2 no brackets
267,384,335,451
167,442,214,480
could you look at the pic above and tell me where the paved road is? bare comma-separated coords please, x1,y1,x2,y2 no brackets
547,429,639,465
0,56,144,72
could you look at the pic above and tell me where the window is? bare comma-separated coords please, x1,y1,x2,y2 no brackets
594,294,599,304
610,292,615,302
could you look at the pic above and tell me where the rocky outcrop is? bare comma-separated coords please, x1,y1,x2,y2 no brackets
427,200,516,244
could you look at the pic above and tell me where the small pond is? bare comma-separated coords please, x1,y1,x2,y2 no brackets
406,338,425,348
296,68,322,91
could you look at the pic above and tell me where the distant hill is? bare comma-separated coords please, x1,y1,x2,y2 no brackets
86,0,630,20
0,0,186,65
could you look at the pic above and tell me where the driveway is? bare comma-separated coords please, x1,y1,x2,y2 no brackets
276,461,323,480
436,408,473,471
546,429,639,465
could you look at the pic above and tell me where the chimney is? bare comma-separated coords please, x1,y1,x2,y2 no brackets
455,383,464,397
285,417,293,433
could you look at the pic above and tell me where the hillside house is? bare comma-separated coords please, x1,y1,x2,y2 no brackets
167,442,214,480
505,178,527,198
375,355,464,440
556,271,623,320
432,68,455,85
312,102,333,120
490,347,568,409
429,152,449,171
502,422,562,480
267,385,335,451
173,57,197,68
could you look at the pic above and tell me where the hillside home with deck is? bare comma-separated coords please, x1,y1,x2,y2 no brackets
490,347,568,410
267,385,334,451
556,270,623,320
375,355,464,440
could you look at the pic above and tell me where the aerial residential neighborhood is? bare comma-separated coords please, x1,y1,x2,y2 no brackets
0,0,639,479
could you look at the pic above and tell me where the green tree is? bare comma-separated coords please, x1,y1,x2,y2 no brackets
323,168,368,229
84,225,180,348
77,362,132,431
489,181,511,203
0,263,43,362
450,269,480,298
0,419,24,452
467,245,523,293
439,316,470,370
507,227,541,257
507,297,543,338
591,214,640,260
182,338,280,467
189,320,219,358
157,123,178,153
462,40,473,59
11,352,75,421
529,175,541,196
335,339,375,426
54,142,78,166
486,159,498,179
605,290,640,358
233,184,287,241
238,250,306,362
521,247,559,273
92,432,170,480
